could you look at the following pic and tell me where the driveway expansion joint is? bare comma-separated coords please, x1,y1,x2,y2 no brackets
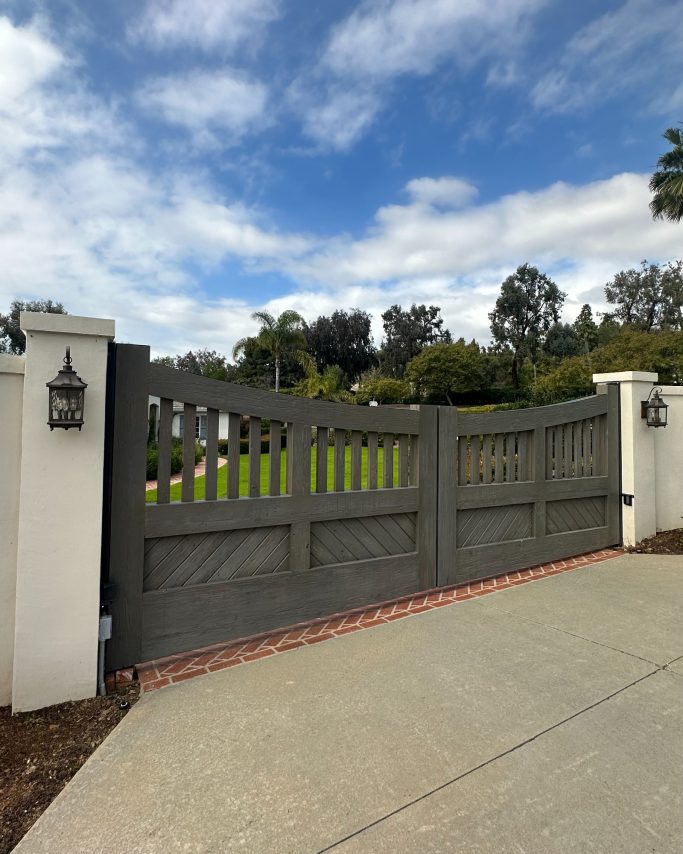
315,668,661,853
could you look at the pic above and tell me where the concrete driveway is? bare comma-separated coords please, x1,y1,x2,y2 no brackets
15,554,683,853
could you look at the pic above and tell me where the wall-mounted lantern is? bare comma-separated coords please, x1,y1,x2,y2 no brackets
47,346,88,430
641,387,668,428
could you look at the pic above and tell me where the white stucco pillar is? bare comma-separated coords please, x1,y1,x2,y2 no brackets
593,371,658,547
652,385,683,533
12,313,114,712
0,354,25,706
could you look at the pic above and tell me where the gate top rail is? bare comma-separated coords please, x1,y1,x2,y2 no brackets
149,363,419,433
457,394,607,435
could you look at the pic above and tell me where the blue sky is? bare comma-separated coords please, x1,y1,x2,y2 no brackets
1,0,682,356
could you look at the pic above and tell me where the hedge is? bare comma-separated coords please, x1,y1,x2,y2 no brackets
147,437,204,480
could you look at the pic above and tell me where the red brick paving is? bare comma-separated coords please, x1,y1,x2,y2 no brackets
133,549,621,693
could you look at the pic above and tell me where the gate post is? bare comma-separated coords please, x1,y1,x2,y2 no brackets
106,344,150,670
12,313,114,711
417,406,439,589
436,406,458,586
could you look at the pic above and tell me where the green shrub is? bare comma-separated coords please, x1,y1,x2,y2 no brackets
147,437,203,480
217,434,287,455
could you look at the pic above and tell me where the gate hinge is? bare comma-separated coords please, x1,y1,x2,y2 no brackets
621,493,634,506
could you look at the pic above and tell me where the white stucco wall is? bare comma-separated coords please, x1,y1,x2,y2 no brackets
654,386,683,532
0,355,25,706
12,313,114,712
594,371,682,545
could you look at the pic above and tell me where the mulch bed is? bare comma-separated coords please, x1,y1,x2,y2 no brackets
627,528,683,555
0,683,139,854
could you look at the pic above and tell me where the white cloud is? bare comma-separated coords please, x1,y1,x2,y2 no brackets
0,15,62,102
531,0,683,114
137,69,269,142
0,15,129,162
296,0,544,150
323,0,544,80
405,177,478,208
128,0,280,53
297,87,381,152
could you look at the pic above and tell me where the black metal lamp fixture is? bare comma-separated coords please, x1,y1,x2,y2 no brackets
46,346,88,430
641,387,668,428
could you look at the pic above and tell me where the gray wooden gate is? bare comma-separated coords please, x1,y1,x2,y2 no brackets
104,345,620,670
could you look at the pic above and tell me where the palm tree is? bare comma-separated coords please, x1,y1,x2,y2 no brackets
650,127,683,223
232,310,307,392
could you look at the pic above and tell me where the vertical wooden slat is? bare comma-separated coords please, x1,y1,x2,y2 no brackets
546,426,554,480
572,420,580,479
106,343,149,670
458,434,468,486
563,423,572,479
534,424,547,543
582,418,591,476
316,426,328,493
470,435,481,485
383,433,394,488
289,422,311,571
417,406,438,590
482,434,492,484
182,403,196,503
351,430,363,491
437,406,458,585
334,429,346,491
205,408,219,501
595,414,606,476
367,431,378,489
409,435,419,486
398,434,409,487
248,416,260,498
227,412,240,499
156,397,173,505
269,419,282,496
517,431,528,482
494,433,504,483
505,433,515,483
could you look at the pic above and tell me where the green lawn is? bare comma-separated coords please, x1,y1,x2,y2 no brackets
146,446,401,503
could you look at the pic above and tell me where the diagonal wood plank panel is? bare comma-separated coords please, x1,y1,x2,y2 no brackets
456,504,533,548
144,526,290,590
310,513,417,567
546,497,606,534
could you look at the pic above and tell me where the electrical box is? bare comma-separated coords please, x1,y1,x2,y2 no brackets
99,614,113,642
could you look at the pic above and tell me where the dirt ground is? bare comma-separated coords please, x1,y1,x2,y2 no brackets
0,683,139,854
627,528,683,555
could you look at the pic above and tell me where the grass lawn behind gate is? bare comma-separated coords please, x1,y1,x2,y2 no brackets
146,446,401,503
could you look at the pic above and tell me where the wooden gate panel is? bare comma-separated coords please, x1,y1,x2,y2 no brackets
141,552,419,660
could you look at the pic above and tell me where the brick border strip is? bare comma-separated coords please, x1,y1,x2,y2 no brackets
134,549,622,693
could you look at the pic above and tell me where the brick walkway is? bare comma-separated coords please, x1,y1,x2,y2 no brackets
135,549,621,693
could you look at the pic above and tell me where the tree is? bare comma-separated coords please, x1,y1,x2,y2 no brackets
290,362,352,402
232,310,307,392
489,264,565,388
0,299,67,354
405,340,485,404
355,375,410,405
153,349,232,380
305,309,376,382
650,126,683,223
573,304,599,351
533,328,683,403
379,304,451,378
604,260,683,331
543,323,582,359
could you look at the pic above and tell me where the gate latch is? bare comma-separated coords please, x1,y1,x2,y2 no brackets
622,493,634,506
